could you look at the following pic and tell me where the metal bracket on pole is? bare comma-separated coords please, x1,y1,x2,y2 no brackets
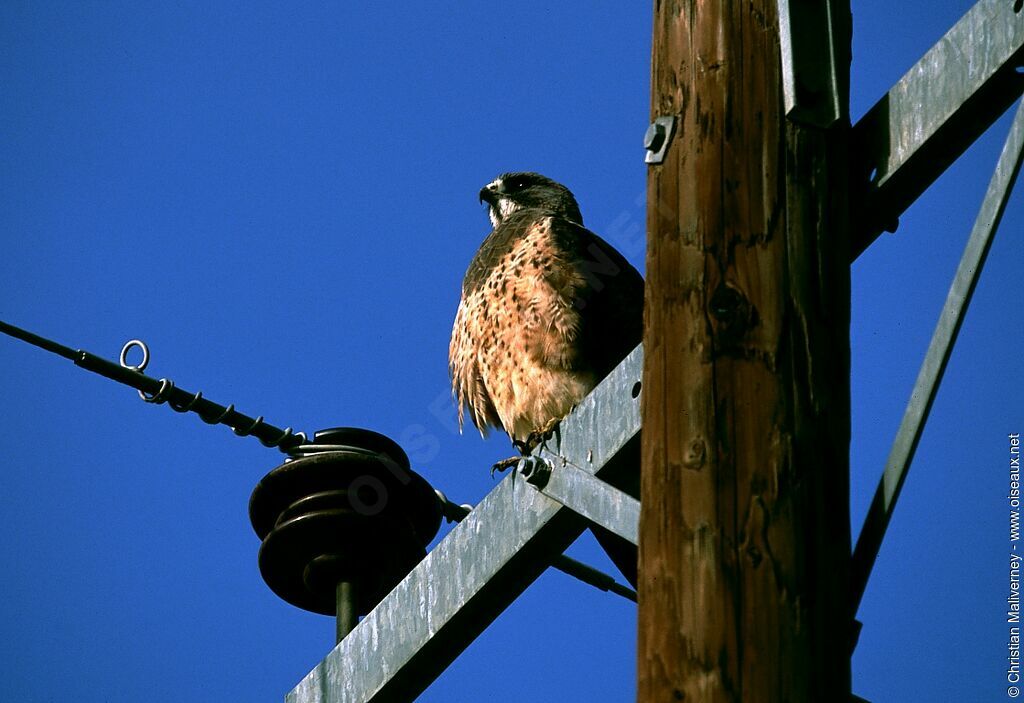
851,97,1024,614
644,116,676,164
778,0,844,128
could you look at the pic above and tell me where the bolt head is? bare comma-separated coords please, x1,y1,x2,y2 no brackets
644,122,666,151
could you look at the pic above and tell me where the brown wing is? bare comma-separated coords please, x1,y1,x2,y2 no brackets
545,216,645,381
449,293,502,435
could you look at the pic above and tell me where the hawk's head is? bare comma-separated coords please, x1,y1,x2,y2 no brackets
479,172,583,229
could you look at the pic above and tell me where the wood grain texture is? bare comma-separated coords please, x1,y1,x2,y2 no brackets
639,1,853,700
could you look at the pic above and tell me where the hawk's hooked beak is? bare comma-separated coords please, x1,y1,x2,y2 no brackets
479,180,503,206
480,178,514,229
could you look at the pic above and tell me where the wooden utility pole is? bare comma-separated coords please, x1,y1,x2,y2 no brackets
639,2,852,701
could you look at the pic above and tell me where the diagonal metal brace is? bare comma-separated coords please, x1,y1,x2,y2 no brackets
519,456,639,546
851,0,1024,258
851,97,1024,615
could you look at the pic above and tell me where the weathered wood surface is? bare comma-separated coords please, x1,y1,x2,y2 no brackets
639,2,853,701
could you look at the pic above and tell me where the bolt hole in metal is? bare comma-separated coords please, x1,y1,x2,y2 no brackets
1015,0,1022,14
631,381,642,398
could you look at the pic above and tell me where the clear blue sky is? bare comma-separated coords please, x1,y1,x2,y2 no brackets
0,2,1018,701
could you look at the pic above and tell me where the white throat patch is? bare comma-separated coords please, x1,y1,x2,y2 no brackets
490,197,521,228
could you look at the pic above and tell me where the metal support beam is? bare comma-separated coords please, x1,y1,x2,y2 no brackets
851,98,1024,613
851,0,1024,258
778,0,844,128
551,555,637,602
287,345,643,703
521,456,640,546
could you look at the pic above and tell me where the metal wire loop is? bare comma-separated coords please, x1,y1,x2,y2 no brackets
119,339,162,402
286,443,379,459
119,339,150,372
260,426,297,448
234,415,264,437
141,377,175,404
169,390,203,413
202,403,234,425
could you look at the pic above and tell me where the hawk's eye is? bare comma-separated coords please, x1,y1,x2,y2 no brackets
509,177,528,190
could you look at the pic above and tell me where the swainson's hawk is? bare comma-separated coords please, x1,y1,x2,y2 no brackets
449,172,644,457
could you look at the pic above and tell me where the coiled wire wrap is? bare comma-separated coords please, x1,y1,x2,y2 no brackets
118,338,306,452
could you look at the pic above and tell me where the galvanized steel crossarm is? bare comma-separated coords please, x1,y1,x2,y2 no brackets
526,456,640,546
851,0,1024,259
286,345,643,703
852,98,1024,613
